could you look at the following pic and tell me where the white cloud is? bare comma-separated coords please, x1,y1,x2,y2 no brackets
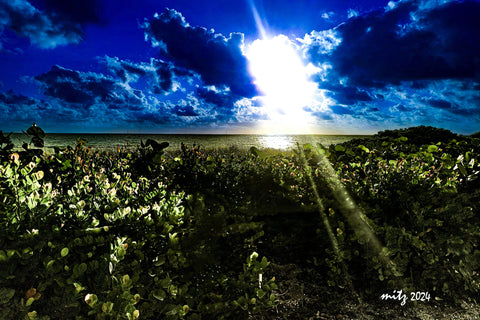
232,97,268,123
299,29,342,56
347,9,359,18
321,11,334,20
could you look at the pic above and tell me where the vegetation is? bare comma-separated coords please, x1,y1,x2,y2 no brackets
0,125,479,319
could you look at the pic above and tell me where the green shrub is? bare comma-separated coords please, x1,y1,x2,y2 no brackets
311,128,480,301
1,124,479,319
0,130,277,320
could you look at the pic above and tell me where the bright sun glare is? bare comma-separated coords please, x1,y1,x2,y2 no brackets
246,35,318,134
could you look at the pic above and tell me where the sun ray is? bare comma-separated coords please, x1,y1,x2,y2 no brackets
294,142,406,301
308,143,402,277
248,0,268,39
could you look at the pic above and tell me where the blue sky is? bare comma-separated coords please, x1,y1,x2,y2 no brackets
0,0,479,134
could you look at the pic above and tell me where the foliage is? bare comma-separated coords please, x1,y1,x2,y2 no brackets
309,127,480,301
0,131,14,162
0,128,277,319
25,123,46,149
1,124,479,319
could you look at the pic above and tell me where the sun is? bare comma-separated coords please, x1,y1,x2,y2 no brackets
246,35,318,134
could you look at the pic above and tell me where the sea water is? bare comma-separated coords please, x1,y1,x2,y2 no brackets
9,133,370,151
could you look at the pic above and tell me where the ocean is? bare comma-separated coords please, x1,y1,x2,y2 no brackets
9,133,370,152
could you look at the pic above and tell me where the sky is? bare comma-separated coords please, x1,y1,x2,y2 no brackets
0,0,479,134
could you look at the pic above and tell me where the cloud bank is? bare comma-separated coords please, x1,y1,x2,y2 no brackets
299,0,479,133
0,0,478,134
143,8,258,98
0,0,101,49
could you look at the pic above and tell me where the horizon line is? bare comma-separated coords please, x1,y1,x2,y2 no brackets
8,131,373,136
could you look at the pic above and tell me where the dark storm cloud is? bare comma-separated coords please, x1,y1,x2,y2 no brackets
300,0,480,126
425,98,452,110
101,56,182,94
14,64,165,130
0,86,192,131
35,65,143,107
320,0,480,87
143,8,258,98
100,56,240,124
196,87,237,111
129,110,170,125
324,85,372,105
152,59,174,93
26,64,238,129
0,89,63,126
102,56,148,82
422,97,479,116
173,105,198,117
0,0,98,49
0,90,37,106
103,56,152,82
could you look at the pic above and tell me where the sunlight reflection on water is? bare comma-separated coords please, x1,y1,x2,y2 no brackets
257,136,294,149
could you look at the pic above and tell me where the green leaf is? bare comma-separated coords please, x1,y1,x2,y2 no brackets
427,145,438,153
260,257,269,269
0,250,7,262
5,166,13,178
122,274,131,286
85,293,98,307
346,150,356,157
152,289,166,301
46,259,55,270
465,151,471,163
166,307,178,316
302,143,313,152
61,248,69,257
79,263,87,273
74,282,85,293
457,164,467,176
154,256,165,266
159,277,172,289
26,297,35,306
358,145,370,153
334,145,345,152
0,288,15,304
74,263,88,276
256,289,266,299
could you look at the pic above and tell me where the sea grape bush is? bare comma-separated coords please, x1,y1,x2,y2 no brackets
132,127,480,304
1,125,479,319
0,132,277,319
308,130,480,301
160,129,479,305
